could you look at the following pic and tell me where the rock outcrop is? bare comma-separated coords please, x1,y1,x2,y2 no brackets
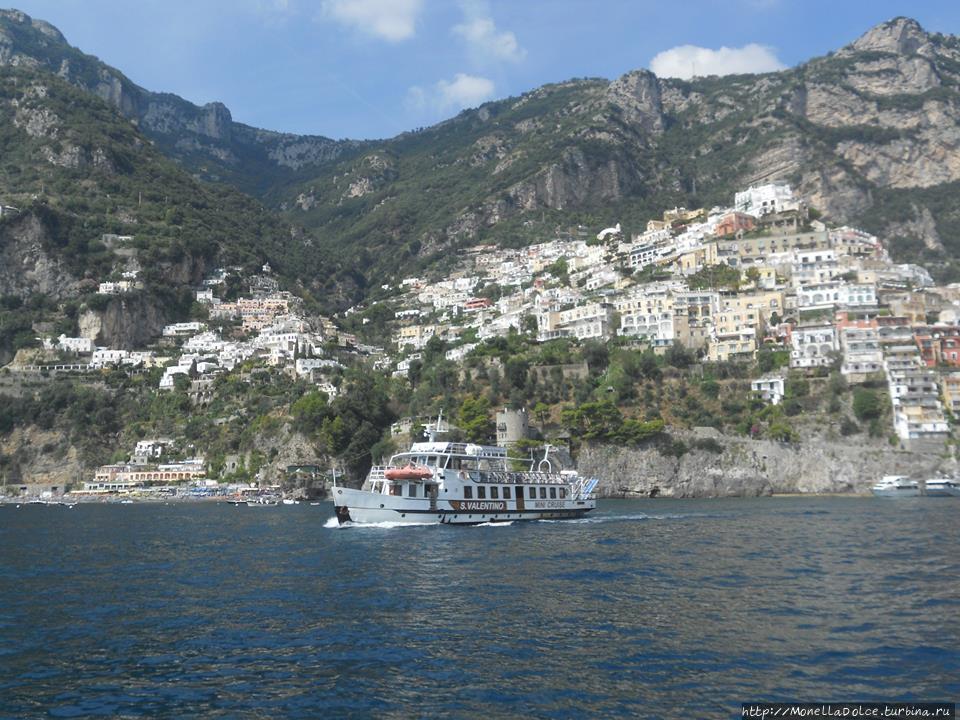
78,294,170,349
0,213,80,300
579,431,948,498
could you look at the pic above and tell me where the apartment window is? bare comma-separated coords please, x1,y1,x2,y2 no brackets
490,487,499,499
550,487,557,499
539,487,547,499
478,486,486,499
464,486,473,499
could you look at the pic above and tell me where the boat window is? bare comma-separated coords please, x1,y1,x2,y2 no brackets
428,456,438,466
549,487,557,499
478,486,486,499
490,487,499,499
539,487,547,499
464,486,473,499
529,487,536,499
503,487,511,499
560,487,567,499
408,483,418,498
390,484,401,496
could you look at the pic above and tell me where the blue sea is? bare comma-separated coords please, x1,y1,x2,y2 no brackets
1,497,957,718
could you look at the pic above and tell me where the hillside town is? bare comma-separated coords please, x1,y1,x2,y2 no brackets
376,183,954,453
8,182,960,497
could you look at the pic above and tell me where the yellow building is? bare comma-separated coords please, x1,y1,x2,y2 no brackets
716,231,830,267
941,372,960,414
707,333,757,362
663,207,705,224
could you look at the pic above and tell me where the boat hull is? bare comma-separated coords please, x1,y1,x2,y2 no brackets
924,481,960,497
332,486,594,525
871,487,921,497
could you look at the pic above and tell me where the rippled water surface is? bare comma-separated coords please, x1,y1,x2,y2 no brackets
1,498,958,718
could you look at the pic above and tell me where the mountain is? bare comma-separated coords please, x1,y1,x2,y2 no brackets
0,58,328,359
0,9,360,196
274,16,960,284
4,10,960,294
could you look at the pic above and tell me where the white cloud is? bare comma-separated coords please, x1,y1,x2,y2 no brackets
650,43,786,80
320,0,423,42
453,16,526,63
407,73,496,113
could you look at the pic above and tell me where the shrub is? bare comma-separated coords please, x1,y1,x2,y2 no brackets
853,388,883,421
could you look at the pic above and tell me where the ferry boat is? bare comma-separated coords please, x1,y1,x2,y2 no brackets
332,440,598,525
871,475,920,497
924,478,960,497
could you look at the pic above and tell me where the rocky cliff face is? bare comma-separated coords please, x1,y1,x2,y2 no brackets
0,9,356,194
579,430,949,498
78,294,171,349
0,425,83,488
0,213,80,299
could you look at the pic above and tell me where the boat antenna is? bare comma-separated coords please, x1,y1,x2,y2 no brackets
427,408,443,442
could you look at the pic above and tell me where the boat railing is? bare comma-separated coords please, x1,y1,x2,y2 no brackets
462,470,571,485
362,466,388,490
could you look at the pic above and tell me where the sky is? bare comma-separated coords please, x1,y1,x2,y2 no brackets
8,0,960,141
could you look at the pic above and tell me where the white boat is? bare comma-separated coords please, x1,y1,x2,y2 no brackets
924,478,960,497
333,440,598,526
871,475,920,497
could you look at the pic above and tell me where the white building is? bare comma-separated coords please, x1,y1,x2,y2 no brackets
294,358,340,376
98,280,137,295
159,365,191,390
43,335,94,354
751,376,785,405
162,322,206,337
445,343,478,362
791,250,839,287
796,282,877,310
91,348,130,367
734,183,799,216
537,302,616,342
840,327,883,378
790,323,838,369
183,332,223,353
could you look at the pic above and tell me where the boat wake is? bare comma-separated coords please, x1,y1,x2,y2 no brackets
538,513,697,524
472,521,514,528
323,517,435,530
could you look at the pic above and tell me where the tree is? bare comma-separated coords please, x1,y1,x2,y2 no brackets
422,335,445,365
768,421,796,442
853,388,883,422
581,340,609,375
701,379,720,399
533,402,550,428
459,395,494,443
504,357,529,390
665,343,693,369
291,390,330,434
